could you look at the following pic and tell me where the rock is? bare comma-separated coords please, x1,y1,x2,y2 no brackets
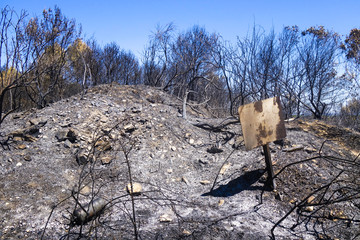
67,129,77,143
304,206,314,212
95,139,111,151
329,210,347,220
80,186,91,195
101,127,112,135
23,135,38,142
200,180,210,185
55,129,77,142
304,147,317,153
12,114,21,119
218,199,225,206
126,182,142,195
101,156,113,165
207,146,223,154
99,116,108,123
72,198,107,225
181,177,189,185
307,195,316,204
285,118,296,122
16,162,22,167
55,130,68,142
11,125,40,140
228,138,235,146
131,107,142,113
90,101,99,107
17,144,27,150
28,117,47,126
182,229,191,236
220,163,231,175
274,190,282,201
13,136,23,142
282,145,304,152
60,121,72,128
189,139,195,145
64,139,72,148
170,146,177,151
23,125,41,135
230,221,242,228
167,168,173,174
199,159,209,165
23,155,31,161
273,139,284,146
223,224,234,231
159,214,172,222
235,136,244,145
124,123,136,133
76,149,90,165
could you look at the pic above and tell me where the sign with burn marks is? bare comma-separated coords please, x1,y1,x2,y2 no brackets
238,97,286,150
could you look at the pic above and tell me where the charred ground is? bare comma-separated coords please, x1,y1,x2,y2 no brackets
0,84,359,239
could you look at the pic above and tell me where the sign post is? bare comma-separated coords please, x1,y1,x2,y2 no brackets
263,144,275,189
238,97,286,190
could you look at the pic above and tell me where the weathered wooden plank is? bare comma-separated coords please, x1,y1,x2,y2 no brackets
238,96,286,150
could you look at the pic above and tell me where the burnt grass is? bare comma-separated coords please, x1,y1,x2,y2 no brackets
0,84,359,240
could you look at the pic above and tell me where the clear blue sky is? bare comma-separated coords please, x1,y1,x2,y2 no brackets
2,0,359,59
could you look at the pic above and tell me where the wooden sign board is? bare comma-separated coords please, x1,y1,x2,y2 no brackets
238,97,286,150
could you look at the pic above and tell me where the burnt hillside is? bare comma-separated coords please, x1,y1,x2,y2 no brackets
0,84,359,239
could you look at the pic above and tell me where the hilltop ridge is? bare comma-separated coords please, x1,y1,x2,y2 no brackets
0,84,359,239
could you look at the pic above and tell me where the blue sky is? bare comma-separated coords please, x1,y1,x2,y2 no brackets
1,0,359,58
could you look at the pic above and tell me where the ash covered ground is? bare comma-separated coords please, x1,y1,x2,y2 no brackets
0,84,359,239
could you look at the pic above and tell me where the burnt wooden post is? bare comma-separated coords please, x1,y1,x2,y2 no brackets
238,96,286,190
263,144,275,190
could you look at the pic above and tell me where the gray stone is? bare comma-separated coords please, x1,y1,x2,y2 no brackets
55,130,68,142
124,123,136,133
64,139,72,148
159,213,172,222
55,129,77,143
28,117,47,126
207,146,223,154
66,129,77,143
131,107,142,113
199,159,209,164
101,156,113,165
126,182,142,195
76,149,90,165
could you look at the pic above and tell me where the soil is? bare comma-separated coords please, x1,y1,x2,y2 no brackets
0,84,359,240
